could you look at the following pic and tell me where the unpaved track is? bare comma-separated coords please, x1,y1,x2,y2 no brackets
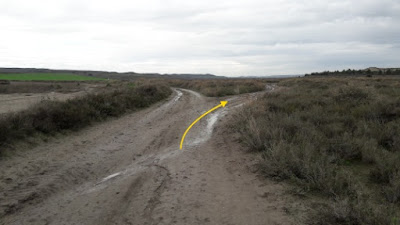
0,88,293,225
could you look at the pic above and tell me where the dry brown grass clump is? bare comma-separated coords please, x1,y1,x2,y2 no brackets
234,77,400,224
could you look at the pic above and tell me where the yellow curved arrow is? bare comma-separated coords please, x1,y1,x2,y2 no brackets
180,101,228,150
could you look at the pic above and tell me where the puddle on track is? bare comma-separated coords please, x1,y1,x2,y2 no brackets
82,90,252,195
84,148,183,194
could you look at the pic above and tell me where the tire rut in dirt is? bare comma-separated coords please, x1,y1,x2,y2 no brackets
143,164,172,225
101,174,146,225
98,164,172,225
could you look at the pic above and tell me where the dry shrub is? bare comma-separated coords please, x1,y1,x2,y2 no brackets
234,77,400,224
383,171,400,204
166,78,270,97
0,83,171,154
310,198,400,225
369,153,400,184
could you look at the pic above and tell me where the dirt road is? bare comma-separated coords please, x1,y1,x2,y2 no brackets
0,89,294,225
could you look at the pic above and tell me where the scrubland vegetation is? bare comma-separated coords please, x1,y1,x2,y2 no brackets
3,74,399,224
234,77,400,224
0,82,171,155
0,78,270,156
306,68,400,76
167,78,271,97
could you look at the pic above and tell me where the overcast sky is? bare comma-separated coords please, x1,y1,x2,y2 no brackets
0,0,399,76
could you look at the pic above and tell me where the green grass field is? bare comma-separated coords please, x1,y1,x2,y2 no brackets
0,73,104,81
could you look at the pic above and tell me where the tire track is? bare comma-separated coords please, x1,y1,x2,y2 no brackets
0,86,294,225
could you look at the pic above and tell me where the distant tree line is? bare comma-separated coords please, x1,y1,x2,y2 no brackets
305,68,400,76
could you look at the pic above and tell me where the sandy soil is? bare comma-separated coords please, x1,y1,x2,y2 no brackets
0,82,101,114
0,92,87,114
0,88,297,225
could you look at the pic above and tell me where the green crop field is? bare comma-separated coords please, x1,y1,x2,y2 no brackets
0,73,105,81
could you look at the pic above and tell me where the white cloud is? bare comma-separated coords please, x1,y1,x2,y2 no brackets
0,0,399,76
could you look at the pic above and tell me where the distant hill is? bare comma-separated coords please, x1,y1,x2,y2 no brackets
306,67,400,76
237,74,303,79
0,68,225,80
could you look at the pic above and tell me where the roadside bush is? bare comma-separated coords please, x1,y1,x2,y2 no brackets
383,171,400,204
260,141,355,197
166,79,269,97
234,77,400,224
334,87,370,103
310,198,400,225
0,83,171,154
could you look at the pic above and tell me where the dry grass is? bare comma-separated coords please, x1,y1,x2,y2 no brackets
0,82,171,156
0,77,271,156
166,78,274,97
234,76,400,224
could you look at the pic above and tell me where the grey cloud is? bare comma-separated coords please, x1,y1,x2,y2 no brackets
0,0,399,76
